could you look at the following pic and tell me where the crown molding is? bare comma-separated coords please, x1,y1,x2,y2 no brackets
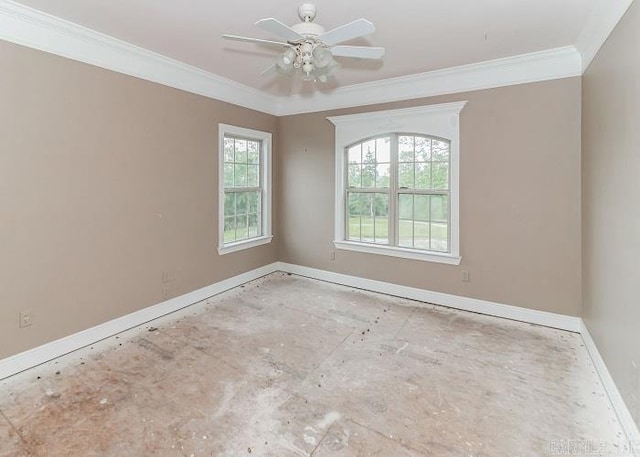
273,46,582,116
0,0,276,114
3,0,626,116
576,0,635,72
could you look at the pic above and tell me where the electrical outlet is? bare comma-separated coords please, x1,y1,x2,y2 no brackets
330,251,336,261
161,271,170,284
19,310,33,328
462,271,470,282
162,287,170,299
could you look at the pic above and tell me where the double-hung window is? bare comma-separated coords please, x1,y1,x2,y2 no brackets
218,124,272,255
329,102,466,265
346,134,451,250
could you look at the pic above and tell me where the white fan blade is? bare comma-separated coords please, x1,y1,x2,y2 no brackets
222,34,291,47
255,18,304,42
318,19,375,46
259,64,277,76
331,46,385,59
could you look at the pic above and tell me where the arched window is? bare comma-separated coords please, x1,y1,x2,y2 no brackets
329,102,465,264
346,134,451,252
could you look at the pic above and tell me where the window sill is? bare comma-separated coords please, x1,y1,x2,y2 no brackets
333,240,462,265
218,235,273,255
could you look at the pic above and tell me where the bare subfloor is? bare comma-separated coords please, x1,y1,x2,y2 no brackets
0,273,627,456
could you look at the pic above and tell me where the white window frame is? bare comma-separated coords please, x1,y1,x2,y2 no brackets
328,102,467,265
217,123,273,255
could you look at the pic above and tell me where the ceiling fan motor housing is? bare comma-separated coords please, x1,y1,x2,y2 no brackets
292,3,324,37
291,22,325,37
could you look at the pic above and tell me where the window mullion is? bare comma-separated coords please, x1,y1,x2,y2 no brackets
389,133,398,247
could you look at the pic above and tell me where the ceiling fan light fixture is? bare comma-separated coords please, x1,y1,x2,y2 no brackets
312,45,333,69
281,47,297,66
312,58,340,83
276,53,294,72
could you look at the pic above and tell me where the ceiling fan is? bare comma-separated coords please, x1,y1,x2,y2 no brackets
222,3,385,83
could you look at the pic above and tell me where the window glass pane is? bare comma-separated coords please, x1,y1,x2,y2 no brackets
351,192,370,217
224,216,236,242
373,193,389,245
398,163,414,188
398,194,413,248
348,144,362,164
398,194,413,219
413,221,430,250
224,192,235,217
414,162,431,189
398,136,414,162
224,138,235,163
248,213,261,237
348,164,362,188
236,192,248,215
347,192,364,241
236,215,249,240
247,141,260,164
415,137,431,162
432,139,449,161
430,195,448,223
362,140,376,163
357,195,372,241
431,162,449,190
234,164,248,187
414,195,430,222
430,222,448,252
248,191,260,214
359,195,375,243
374,218,388,244
398,219,413,247
362,162,376,188
376,137,391,162
247,165,260,187
376,164,390,188
234,139,248,163
223,164,234,187
347,219,361,241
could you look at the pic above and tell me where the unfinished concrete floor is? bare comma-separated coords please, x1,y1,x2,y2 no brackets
0,273,627,456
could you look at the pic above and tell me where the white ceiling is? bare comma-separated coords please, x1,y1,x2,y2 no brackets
11,0,596,96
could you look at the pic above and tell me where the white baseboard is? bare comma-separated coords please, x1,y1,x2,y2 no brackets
581,321,640,455
0,262,279,381
275,262,582,333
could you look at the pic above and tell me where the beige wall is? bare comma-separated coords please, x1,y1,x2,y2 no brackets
582,0,640,427
0,41,279,359
0,36,584,362
277,78,582,316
